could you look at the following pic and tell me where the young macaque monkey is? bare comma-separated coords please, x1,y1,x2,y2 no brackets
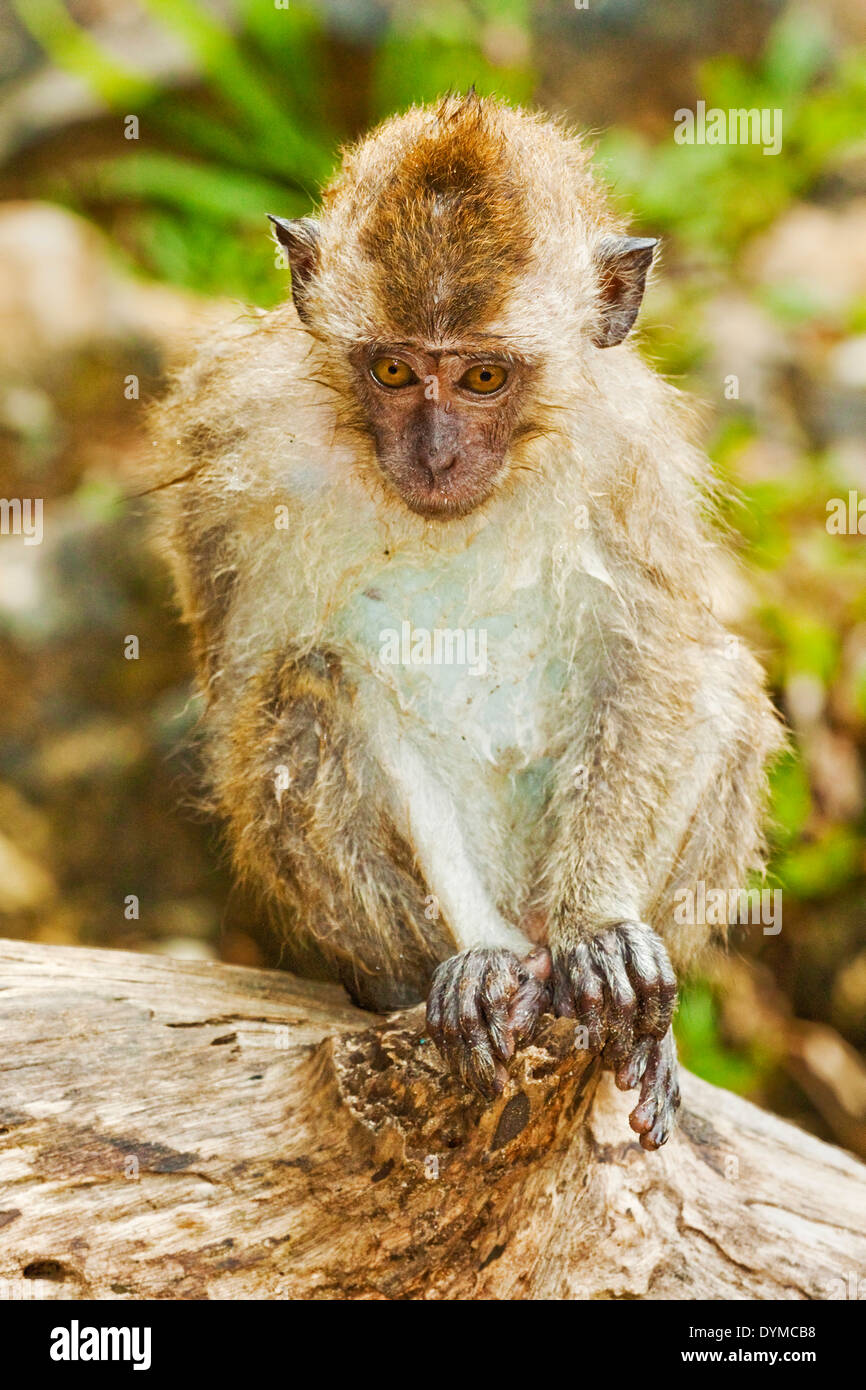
152,95,782,1150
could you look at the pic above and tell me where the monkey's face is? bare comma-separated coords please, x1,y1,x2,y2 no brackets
350,343,532,520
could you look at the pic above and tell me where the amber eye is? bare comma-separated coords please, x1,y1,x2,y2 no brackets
459,363,508,395
371,357,417,388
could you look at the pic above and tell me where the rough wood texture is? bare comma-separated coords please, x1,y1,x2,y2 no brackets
1,939,864,1300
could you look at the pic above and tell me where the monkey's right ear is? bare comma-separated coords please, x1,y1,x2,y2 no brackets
591,234,658,348
268,215,320,324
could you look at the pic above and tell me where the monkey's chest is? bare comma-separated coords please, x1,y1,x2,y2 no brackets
328,554,569,926
332,558,565,779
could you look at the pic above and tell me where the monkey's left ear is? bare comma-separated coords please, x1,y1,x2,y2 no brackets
591,235,658,348
268,215,320,324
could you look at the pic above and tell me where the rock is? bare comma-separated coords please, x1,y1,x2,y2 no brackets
0,202,227,377
744,201,866,319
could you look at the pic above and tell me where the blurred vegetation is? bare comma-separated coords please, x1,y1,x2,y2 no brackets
11,0,536,301
2,0,865,1145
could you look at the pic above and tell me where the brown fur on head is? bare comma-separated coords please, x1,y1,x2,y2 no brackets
356,96,534,340
269,93,657,519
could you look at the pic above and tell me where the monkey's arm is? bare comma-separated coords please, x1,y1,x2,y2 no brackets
538,609,782,1146
212,646,458,1013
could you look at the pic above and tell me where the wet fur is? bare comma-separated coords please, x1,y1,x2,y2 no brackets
150,95,783,1016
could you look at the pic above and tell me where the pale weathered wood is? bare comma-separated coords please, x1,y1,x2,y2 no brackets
0,938,864,1300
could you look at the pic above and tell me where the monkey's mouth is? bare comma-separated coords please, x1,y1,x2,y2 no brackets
407,492,476,520
383,460,502,521
400,479,493,521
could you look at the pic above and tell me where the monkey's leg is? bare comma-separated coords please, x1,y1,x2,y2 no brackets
218,647,457,1012
426,945,551,1097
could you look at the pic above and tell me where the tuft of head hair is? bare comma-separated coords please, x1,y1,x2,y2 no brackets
292,95,622,356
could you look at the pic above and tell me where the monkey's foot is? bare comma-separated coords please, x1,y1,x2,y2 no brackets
426,946,551,1098
551,921,680,1149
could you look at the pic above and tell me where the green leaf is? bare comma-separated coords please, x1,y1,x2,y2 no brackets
675,983,762,1093
137,0,328,178
13,0,157,106
763,7,833,97
76,152,299,227
775,828,860,899
768,750,812,847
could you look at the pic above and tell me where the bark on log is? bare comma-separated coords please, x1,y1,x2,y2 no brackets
1,938,864,1300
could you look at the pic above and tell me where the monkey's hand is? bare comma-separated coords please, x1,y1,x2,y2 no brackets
426,946,551,1099
551,922,680,1150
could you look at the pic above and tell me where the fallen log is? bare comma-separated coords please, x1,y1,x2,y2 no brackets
0,938,864,1300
